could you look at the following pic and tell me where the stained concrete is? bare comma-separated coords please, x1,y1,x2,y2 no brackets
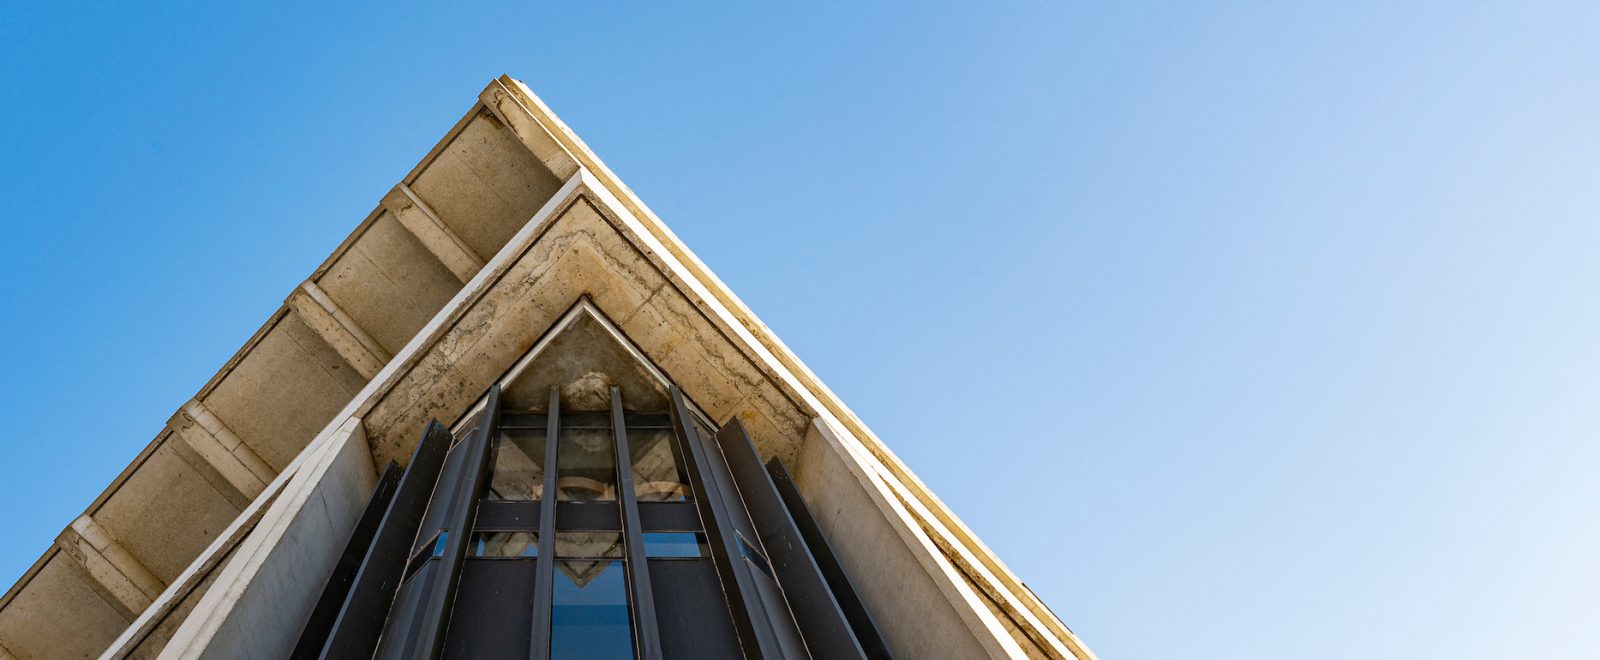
358,193,810,472
0,556,130,659
122,542,239,660
93,443,242,586
500,311,670,413
409,111,562,262
792,419,998,659
202,312,367,472
316,211,461,357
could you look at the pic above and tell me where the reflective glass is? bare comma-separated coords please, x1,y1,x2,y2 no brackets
470,531,538,557
629,427,691,501
550,560,633,660
554,532,624,559
737,533,775,580
489,428,547,500
557,419,616,501
642,532,707,558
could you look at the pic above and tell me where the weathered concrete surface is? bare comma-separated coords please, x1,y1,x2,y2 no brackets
158,418,375,660
165,399,275,507
499,309,671,413
313,208,463,357
0,554,130,660
793,419,999,659
285,281,392,380
407,107,565,262
92,447,243,589
54,516,166,620
202,310,368,473
122,543,239,660
357,187,810,472
381,185,483,284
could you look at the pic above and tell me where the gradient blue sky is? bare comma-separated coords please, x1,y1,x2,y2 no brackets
3,2,1598,658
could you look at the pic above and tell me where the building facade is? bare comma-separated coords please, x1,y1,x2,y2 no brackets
0,77,1094,660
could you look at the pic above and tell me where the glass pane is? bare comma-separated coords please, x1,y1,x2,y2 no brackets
557,419,616,501
629,427,691,502
737,533,775,580
550,560,633,660
470,531,539,557
642,532,707,558
555,532,624,559
489,427,547,501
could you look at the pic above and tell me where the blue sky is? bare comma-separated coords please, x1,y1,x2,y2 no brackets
3,2,1598,658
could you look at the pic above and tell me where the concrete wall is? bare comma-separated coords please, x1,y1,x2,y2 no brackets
792,419,999,659
156,419,376,660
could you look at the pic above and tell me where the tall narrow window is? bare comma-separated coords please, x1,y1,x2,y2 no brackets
551,532,633,660
557,414,617,501
629,425,691,502
489,420,547,501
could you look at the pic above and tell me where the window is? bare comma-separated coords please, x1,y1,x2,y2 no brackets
470,531,538,558
557,415,616,501
551,531,633,659
488,426,547,501
629,427,691,502
642,532,708,558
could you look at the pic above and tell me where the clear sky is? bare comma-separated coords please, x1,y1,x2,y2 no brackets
2,2,1598,658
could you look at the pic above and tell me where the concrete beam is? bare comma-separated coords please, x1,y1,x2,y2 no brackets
55,515,166,620
382,183,484,282
478,80,581,180
286,280,392,380
166,399,276,507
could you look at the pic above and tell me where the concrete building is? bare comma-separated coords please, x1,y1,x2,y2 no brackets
0,76,1096,660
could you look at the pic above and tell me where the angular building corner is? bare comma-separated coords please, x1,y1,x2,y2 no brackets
0,76,1096,660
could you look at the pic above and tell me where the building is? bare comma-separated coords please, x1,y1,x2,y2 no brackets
0,76,1095,660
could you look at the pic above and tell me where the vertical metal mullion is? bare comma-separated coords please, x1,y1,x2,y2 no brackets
412,384,503,658
669,386,775,659
319,420,456,660
716,421,865,659
612,386,663,660
529,386,562,660
767,458,895,660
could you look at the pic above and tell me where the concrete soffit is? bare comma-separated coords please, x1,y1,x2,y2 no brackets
6,76,1092,660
